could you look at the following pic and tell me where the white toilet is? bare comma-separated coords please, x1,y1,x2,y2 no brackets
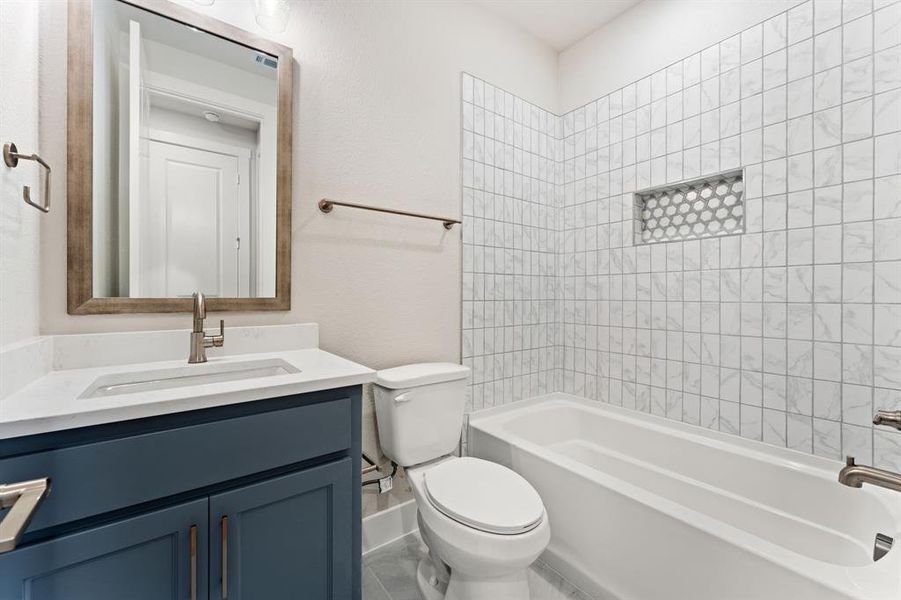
372,363,550,600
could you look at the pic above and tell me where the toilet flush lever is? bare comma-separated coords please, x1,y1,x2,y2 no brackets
395,393,412,403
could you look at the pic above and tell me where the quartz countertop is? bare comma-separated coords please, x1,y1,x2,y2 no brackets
0,325,375,439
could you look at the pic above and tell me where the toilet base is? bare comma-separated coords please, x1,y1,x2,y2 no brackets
444,568,531,600
416,554,531,600
417,557,448,600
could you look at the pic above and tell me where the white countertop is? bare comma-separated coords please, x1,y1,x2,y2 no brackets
0,325,375,439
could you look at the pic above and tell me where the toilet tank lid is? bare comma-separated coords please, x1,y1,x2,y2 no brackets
375,363,470,389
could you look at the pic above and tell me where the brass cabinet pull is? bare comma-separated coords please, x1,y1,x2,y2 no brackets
221,516,229,599
189,525,198,600
0,478,51,553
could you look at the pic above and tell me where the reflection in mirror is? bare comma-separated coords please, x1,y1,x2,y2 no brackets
92,0,278,299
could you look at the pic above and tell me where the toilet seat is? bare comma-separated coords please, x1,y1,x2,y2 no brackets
423,457,544,535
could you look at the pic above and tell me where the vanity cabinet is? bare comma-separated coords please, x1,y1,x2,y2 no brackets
0,499,208,600
0,387,362,600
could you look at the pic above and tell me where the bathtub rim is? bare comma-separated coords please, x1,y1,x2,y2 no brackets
467,393,901,600
470,393,877,478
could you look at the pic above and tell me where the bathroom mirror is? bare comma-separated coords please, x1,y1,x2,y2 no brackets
67,0,293,314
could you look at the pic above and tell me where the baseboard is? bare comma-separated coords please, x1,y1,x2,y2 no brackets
362,499,418,555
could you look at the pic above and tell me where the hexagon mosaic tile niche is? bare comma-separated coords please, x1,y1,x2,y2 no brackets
633,170,745,245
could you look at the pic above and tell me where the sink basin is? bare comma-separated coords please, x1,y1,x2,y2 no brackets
79,359,300,399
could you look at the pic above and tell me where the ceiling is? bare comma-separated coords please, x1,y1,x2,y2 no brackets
475,0,643,52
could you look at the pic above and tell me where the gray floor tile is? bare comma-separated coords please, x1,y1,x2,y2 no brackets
364,533,427,600
362,532,595,600
363,567,393,600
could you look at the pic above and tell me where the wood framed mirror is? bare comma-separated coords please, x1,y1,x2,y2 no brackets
67,0,292,314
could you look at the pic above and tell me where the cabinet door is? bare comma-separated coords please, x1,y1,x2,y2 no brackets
0,499,208,600
210,459,353,600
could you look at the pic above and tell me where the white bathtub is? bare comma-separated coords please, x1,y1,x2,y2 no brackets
468,394,901,600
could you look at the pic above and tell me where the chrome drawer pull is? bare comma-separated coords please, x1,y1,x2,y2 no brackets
189,525,198,600
0,478,51,553
221,515,229,599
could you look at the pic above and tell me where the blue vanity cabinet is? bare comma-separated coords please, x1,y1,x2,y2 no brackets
210,458,353,600
0,386,363,600
0,498,208,600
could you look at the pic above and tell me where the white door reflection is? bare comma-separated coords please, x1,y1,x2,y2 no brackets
92,0,278,299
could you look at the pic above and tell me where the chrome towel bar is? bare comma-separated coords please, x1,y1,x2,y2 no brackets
3,142,51,213
319,198,460,230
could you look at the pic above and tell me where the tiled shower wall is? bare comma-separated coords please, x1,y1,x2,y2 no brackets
461,75,562,411
462,0,901,468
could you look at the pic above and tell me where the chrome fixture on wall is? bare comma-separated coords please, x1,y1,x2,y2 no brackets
319,198,461,230
839,410,901,495
838,456,901,493
3,142,50,213
873,410,901,430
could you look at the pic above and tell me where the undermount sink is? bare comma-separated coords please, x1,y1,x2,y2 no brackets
79,358,300,399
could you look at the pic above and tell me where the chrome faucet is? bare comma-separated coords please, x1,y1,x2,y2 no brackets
188,292,224,364
838,456,901,493
873,410,901,429
839,410,901,492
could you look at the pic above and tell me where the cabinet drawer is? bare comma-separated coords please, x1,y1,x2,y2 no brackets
0,396,350,534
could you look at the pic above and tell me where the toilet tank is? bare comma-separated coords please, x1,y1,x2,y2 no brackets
372,363,470,467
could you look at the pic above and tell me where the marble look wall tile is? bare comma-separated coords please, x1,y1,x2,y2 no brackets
842,15,873,63
466,0,901,468
814,0,842,34
765,13,789,53
813,417,842,459
874,46,901,93
874,2,901,51
814,66,842,110
813,27,842,72
788,2,815,43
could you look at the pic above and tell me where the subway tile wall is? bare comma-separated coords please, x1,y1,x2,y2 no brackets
462,0,901,468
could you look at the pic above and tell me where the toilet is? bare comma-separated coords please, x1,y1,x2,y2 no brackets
372,363,550,600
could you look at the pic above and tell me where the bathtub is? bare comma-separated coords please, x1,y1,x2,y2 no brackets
468,394,901,600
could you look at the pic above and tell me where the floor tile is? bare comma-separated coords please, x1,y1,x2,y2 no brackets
363,532,595,600
363,567,393,600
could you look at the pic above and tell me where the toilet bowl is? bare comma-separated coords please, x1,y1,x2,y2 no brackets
371,363,550,600
408,457,550,600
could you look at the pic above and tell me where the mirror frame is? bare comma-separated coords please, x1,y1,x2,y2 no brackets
67,0,293,314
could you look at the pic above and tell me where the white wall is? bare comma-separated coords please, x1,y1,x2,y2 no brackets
36,0,558,516
0,0,41,347
558,0,801,113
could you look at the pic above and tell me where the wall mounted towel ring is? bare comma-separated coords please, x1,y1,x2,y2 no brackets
3,142,51,213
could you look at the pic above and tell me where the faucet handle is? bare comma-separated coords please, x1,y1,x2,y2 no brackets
213,319,225,347
846,455,856,467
